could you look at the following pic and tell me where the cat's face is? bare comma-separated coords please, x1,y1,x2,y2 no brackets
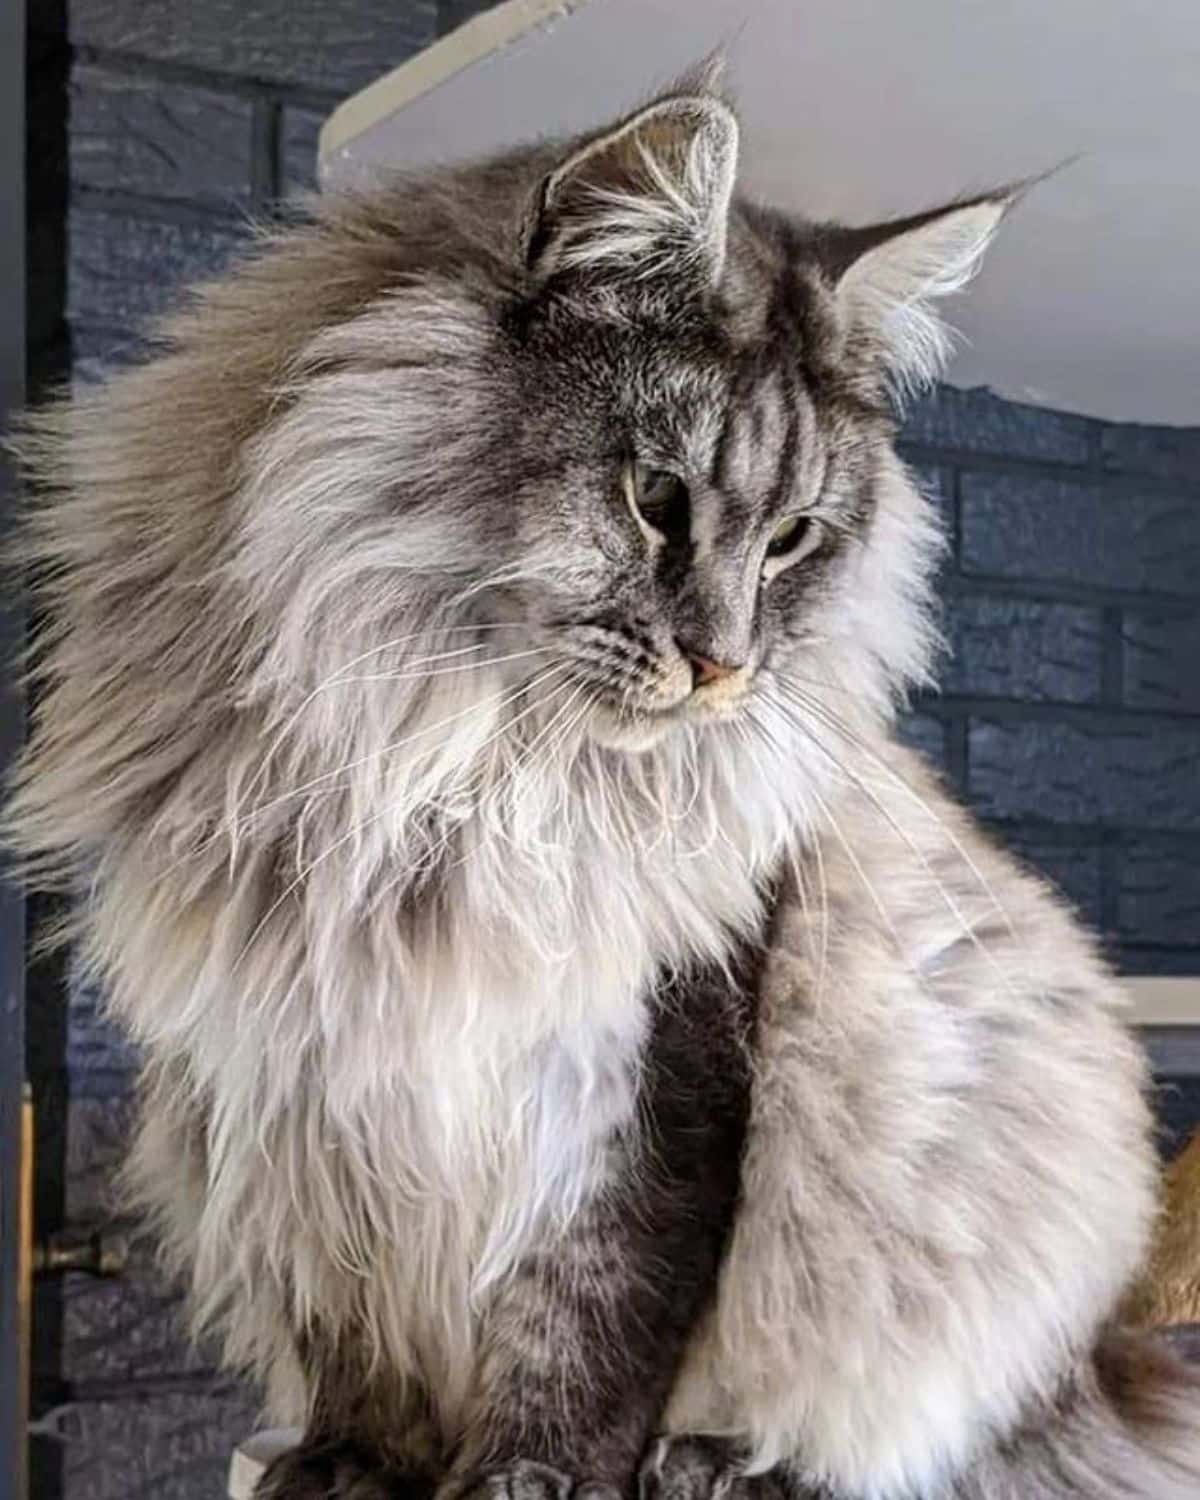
495,278,870,752
232,81,1009,781
439,88,1010,754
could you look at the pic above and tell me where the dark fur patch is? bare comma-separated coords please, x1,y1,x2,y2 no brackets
1095,1326,1200,1435
254,1438,433,1500
288,920,769,1493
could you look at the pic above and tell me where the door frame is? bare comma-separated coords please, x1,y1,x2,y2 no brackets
1,0,29,1492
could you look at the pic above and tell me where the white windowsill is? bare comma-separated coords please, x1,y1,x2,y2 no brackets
1128,979,1200,1028
1129,981,1200,1076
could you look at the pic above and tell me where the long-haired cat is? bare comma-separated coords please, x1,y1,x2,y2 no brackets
7,67,1200,1500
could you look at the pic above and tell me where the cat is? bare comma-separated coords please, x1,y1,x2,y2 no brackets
7,62,1200,1500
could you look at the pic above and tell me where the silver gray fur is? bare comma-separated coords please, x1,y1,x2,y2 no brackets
6,65,1199,1500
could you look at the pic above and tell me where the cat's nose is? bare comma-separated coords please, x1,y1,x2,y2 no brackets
677,640,744,690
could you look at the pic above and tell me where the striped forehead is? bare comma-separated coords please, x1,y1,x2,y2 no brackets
689,357,824,558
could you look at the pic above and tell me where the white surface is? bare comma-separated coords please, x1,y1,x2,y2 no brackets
227,1429,301,1500
1127,979,1200,1028
321,0,1200,427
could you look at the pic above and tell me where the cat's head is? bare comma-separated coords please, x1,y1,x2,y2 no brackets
465,80,1012,753
289,73,1008,760
9,72,1017,887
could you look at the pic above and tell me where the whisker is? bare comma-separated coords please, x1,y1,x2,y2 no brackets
243,661,568,826
166,661,570,883
238,623,532,825
760,688,1014,990
763,664,881,701
483,680,592,853
773,674,1018,941
325,644,547,688
296,621,527,688
231,667,576,973
666,728,706,855
449,680,595,879
745,706,905,958
387,671,585,889
808,821,831,1000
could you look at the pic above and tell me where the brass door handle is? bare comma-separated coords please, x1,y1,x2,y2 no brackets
32,1229,130,1278
19,1085,32,1500
19,1091,130,1500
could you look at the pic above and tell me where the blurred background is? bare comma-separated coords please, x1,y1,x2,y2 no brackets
5,1,1200,1495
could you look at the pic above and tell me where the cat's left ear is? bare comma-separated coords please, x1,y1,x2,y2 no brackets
828,190,1016,395
523,88,740,289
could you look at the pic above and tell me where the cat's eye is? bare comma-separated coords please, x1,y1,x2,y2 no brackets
766,515,810,557
628,464,690,537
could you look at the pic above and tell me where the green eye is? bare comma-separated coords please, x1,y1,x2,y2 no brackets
766,514,810,557
630,464,689,534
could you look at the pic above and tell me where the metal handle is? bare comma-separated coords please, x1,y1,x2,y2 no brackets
18,1084,32,1500
18,1090,129,1500
32,1229,129,1279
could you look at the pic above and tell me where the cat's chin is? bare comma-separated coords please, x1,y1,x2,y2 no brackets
586,706,679,754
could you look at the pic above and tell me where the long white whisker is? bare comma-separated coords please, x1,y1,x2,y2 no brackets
482,680,592,858
239,625,532,816
522,688,599,855
446,684,596,911
735,713,827,991
763,688,1014,990
379,671,583,895
774,674,1018,941
326,644,547,688
296,621,527,690
167,662,568,884
244,661,567,826
808,824,830,1001
746,704,907,957
232,667,574,972
814,788,904,956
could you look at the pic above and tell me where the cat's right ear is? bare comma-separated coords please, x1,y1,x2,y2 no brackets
522,89,739,289
824,191,1016,397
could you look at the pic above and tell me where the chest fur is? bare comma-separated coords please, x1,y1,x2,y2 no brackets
115,741,782,1429
310,949,648,1429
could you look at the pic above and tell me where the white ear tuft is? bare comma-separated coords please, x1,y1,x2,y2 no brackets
526,93,739,288
836,195,1011,398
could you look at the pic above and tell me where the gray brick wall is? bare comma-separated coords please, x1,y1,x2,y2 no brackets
960,469,1200,593
70,0,437,96
22,1,1200,1496
897,385,1200,976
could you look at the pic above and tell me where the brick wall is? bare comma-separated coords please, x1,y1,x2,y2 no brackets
896,391,1200,979
22,1,1200,1496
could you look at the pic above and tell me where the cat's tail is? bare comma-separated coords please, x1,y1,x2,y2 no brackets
966,1325,1200,1498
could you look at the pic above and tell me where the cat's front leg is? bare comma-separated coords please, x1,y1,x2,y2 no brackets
652,765,1178,1498
253,1325,444,1499
638,1436,818,1500
443,1459,617,1500
255,1438,432,1500
440,957,759,1500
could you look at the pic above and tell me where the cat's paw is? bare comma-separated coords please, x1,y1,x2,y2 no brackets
640,1436,738,1500
639,1438,797,1500
254,1439,429,1499
450,1460,619,1500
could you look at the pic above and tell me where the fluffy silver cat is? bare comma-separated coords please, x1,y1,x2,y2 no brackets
8,68,1200,1500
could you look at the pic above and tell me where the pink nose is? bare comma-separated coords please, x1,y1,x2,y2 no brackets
682,649,742,689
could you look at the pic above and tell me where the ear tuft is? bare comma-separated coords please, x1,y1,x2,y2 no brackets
834,192,1014,399
525,89,739,288
673,47,729,100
